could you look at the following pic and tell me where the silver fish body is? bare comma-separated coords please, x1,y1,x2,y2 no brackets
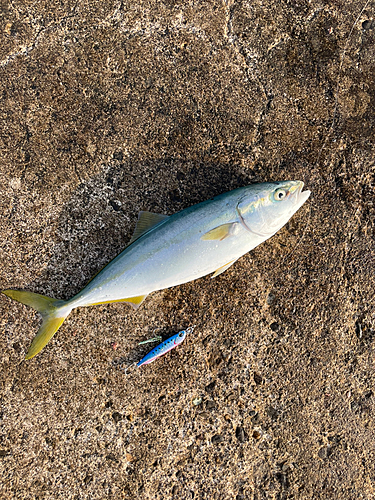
2,180,310,359
70,181,310,308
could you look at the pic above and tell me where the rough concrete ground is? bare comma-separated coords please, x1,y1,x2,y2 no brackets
1,0,375,498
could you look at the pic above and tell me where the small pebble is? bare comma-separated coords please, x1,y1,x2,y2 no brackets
211,434,224,444
227,393,237,402
235,426,247,443
112,412,123,423
198,412,210,419
252,430,261,440
266,293,275,305
362,19,373,30
318,446,331,459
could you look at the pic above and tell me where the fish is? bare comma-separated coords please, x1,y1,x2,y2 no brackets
2,180,310,360
137,327,193,367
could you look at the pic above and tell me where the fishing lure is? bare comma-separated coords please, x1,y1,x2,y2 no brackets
137,326,195,367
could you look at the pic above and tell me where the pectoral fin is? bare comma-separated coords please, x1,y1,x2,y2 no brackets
201,222,237,241
129,211,169,244
211,259,237,278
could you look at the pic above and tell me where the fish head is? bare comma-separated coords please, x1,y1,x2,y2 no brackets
237,181,311,238
174,330,187,345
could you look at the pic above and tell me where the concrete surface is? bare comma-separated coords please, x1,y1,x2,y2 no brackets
1,0,375,498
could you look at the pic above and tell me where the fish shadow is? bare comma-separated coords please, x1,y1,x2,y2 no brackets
27,155,259,300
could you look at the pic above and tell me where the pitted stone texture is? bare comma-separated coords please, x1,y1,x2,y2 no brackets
1,1,375,499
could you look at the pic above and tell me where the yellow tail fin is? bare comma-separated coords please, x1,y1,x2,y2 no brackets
2,289,70,360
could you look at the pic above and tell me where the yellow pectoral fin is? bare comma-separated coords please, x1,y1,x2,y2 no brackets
201,223,237,241
91,294,148,309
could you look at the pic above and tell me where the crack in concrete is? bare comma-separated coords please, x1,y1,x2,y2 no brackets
223,0,236,42
0,28,45,68
222,0,272,146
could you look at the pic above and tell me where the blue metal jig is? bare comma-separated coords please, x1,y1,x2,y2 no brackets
137,326,195,367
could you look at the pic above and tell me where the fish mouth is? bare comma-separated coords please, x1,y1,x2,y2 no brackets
289,181,311,206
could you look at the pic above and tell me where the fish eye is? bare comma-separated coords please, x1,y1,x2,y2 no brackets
179,331,185,338
274,188,287,201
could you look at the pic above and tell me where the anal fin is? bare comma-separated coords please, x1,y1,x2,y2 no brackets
122,294,148,309
91,294,148,309
211,259,237,278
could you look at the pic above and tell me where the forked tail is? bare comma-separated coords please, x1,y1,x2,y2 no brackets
2,289,71,359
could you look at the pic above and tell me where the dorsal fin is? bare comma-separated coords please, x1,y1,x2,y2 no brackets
83,212,169,287
129,211,169,244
